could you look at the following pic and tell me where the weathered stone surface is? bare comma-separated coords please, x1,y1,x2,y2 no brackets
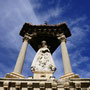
0,78,90,89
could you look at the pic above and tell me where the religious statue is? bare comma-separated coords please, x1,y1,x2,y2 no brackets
31,41,56,72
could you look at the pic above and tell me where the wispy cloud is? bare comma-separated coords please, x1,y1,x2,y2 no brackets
40,7,63,22
30,0,65,24
0,0,90,79
66,16,90,78
69,16,87,26
0,0,39,77
52,46,64,78
0,0,40,49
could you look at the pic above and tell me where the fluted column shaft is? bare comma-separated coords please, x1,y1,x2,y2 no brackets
58,34,72,74
14,34,31,74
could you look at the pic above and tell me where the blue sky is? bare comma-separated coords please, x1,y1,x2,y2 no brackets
0,0,90,79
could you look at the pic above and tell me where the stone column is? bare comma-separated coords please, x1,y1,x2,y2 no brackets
58,34,72,74
14,34,31,74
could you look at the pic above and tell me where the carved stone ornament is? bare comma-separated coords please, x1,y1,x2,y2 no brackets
57,34,66,42
23,34,32,42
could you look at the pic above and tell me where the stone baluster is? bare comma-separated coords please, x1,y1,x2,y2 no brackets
75,82,81,90
40,82,45,90
52,83,57,90
27,82,33,90
3,81,9,90
16,82,21,90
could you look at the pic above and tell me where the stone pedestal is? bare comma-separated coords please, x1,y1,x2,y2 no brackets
33,71,54,79
60,73,79,80
5,72,24,78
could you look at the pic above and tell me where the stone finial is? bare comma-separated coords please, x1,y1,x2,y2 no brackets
44,21,48,25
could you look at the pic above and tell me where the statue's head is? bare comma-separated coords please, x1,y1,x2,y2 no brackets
41,40,47,47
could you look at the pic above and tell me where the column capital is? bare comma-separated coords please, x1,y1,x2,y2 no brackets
23,33,32,42
57,34,66,43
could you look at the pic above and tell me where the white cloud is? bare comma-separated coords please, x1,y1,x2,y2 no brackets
77,69,90,78
0,0,40,77
36,5,64,23
0,0,90,79
70,50,89,67
0,62,13,77
66,16,89,49
64,16,90,78
0,0,40,49
69,16,87,26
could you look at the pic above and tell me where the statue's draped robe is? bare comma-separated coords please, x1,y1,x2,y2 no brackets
31,46,56,72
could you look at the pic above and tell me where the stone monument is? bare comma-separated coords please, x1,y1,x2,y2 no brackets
5,22,79,79
0,22,90,90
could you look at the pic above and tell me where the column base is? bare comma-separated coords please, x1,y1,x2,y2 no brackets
60,73,79,80
5,72,25,79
